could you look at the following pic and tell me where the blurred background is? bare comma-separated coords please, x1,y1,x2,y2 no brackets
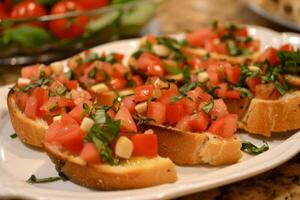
1,0,299,85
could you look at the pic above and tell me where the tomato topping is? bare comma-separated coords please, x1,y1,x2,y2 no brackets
15,91,29,112
115,106,137,133
215,83,228,98
132,75,144,86
66,80,78,90
189,112,210,132
224,65,241,84
147,101,166,125
80,143,101,165
45,114,84,153
259,47,279,65
69,101,92,123
246,76,261,93
225,90,241,99
21,65,41,79
208,114,238,138
146,35,157,44
50,80,65,93
146,64,164,77
166,100,187,125
49,0,89,39
134,85,155,102
210,99,229,120
280,44,294,52
32,87,48,117
136,52,161,71
233,27,248,37
186,28,217,48
175,116,191,131
24,95,38,120
110,77,127,90
131,134,158,157
122,95,136,114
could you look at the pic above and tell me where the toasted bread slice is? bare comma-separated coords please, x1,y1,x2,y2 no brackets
181,47,260,64
237,91,300,137
7,90,47,148
140,124,242,165
44,142,177,190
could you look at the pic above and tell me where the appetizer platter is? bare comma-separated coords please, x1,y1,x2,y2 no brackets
0,23,300,200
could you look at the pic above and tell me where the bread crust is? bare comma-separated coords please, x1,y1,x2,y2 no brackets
239,91,300,137
140,124,242,165
44,143,177,190
7,90,47,148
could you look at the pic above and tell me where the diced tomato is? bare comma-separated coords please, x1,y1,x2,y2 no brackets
15,91,29,112
69,101,92,123
134,85,155,102
24,95,38,120
115,106,137,133
131,134,158,157
146,34,157,44
32,87,48,117
225,90,241,99
146,64,164,77
113,53,124,63
80,143,101,165
215,83,228,98
247,40,260,52
224,65,241,84
21,65,40,79
136,52,161,71
66,80,78,90
110,77,127,90
113,63,128,77
188,57,205,71
259,47,279,65
58,97,75,108
210,99,229,120
132,75,144,86
205,41,228,55
246,76,261,93
166,100,187,125
233,27,248,37
147,101,166,125
107,109,116,119
50,80,65,93
280,44,294,52
186,28,217,48
208,114,238,138
45,114,84,153
175,116,191,131
189,112,210,132
122,95,136,114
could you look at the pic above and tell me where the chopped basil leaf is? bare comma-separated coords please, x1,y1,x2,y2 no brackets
144,40,153,52
10,133,17,139
86,52,99,62
201,101,214,114
66,70,73,80
227,40,240,56
277,50,300,75
202,53,210,60
182,66,191,83
157,37,186,61
241,141,269,155
164,64,182,75
274,80,287,95
55,85,67,96
88,68,97,78
21,76,52,92
170,82,199,103
134,114,155,125
27,173,68,184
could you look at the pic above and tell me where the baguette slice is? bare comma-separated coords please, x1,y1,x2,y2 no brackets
140,124,242,165
7,90,47,148
44,142,177,190
237,91,300,137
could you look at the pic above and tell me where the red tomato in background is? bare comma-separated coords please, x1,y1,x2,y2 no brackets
4,0,13,12
224,64,241,84
0,3,7,19
49,0,89,39
259,47,279,65
115,106,137,133
233,27,248,37
186,28,217,48
10,0,47,27
136,52,161,71
122,95,136,114
76,0,108,10
134,85,155,102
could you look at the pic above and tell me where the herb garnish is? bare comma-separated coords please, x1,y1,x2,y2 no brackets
170,82,199,103
201,101,214,114
20,75,52,93
10,133,17,139
241,141,269,155
88,67,97,78
84,108,120,165
134,114,155,125
27,173,68,184
182,66,191,83
157,37,186,61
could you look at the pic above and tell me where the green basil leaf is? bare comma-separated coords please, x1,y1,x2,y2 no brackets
201,101,214,114
241,141,269,155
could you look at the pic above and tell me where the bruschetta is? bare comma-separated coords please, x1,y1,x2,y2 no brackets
43,105,177,189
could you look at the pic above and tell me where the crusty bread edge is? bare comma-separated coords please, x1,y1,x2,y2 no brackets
7,90,47,148
44,142,177,190
140,124,242,166
239,91,300,137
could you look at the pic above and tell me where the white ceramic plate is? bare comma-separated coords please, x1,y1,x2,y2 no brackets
0,26,300,200
248,2,300,32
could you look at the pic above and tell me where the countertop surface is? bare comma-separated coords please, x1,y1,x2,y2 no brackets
0,0,299,199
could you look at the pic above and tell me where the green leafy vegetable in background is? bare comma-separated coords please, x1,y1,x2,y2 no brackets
1,26,52,47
